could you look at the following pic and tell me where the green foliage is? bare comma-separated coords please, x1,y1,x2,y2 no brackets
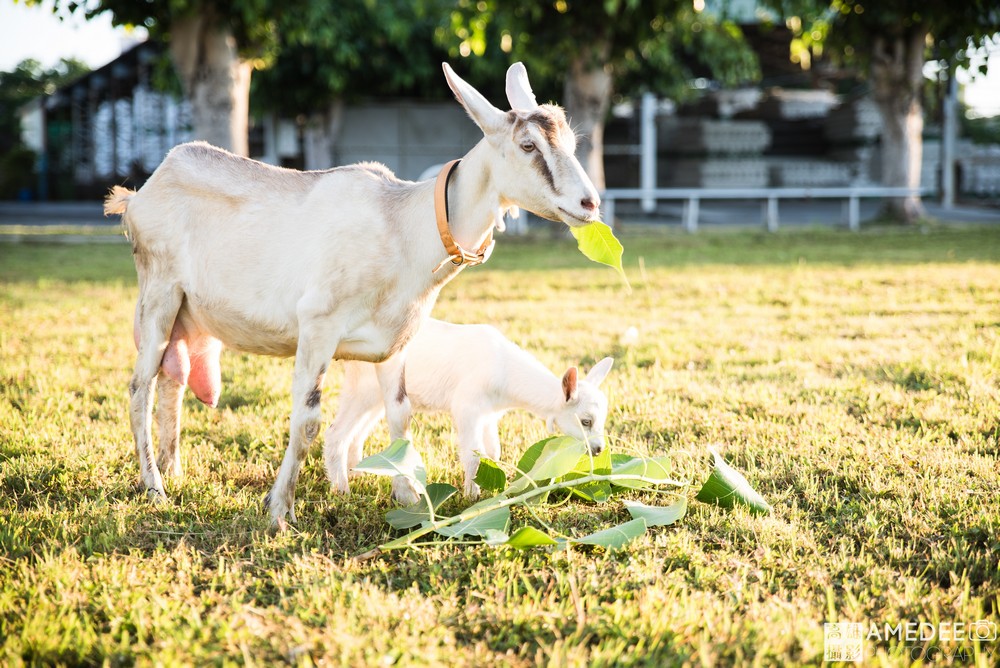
575,517,647,551
962,108,1000,144
505,525,558,548
570,222,631,292
445,0,760,100
766,0,999,70
472,458,506,493
358,435,767,553
253,0,459,114
623,497,688,527
695,448,773,515
0,58,88,155
353,438,428,494
0,145,37,199
60,0,286,56
384,483,458,530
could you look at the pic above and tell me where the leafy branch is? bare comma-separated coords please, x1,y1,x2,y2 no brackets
353,435,771,557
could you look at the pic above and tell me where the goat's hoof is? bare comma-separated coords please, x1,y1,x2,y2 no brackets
327,472,350,494
391,477,421,506
146,487,168,504
157,457,183,478
263,490,296,530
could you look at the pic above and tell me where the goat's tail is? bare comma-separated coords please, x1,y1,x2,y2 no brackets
104,185,137,241
103,185,134,216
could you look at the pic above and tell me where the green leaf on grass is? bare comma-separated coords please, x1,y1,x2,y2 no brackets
385,483,459,529
354,438,427,493
573,448,612,476
433,506,511,538
695,448,772,515
623,497,688,527
568,480,612,503
483,529,510,545
563,448,613,501
570,221,631,291
609,455,684,490
514,436,558,478
523,436,589,480
506,526,559,549
474,458,507,493
426,482,459,508
574,517,647,551
506,436,589,495
385,504,429,530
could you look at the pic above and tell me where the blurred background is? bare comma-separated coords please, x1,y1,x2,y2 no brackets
1,0,998,225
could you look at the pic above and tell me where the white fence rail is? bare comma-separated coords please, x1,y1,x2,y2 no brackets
601,187,928,232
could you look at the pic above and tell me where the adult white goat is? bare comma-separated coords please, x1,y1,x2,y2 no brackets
103,62,600,529
326,318,613,498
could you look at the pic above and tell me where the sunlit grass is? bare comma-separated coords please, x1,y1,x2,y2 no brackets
1,226,998,665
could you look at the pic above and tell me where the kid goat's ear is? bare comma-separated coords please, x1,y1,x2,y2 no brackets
442,62,507,136
562,367,578,403
505,62,538,111
584,357,614,387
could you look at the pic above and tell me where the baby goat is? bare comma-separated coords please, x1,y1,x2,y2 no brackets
325,318,613,497
104,62,600,528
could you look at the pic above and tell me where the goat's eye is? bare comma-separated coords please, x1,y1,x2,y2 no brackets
520,141,536,153
581,418,593,428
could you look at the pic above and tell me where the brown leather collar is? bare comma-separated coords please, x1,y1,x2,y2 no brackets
433,159,494,273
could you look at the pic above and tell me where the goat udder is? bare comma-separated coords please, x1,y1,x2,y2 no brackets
133,318,222,407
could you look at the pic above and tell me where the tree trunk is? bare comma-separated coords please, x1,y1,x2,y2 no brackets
169,12,252,156
870,26,928,223
563,44,613,192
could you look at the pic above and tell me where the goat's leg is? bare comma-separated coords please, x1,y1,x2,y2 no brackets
155,370,185,478
325,409,382,493
455,406,488,498
346,411,382,473
324,364,384,493
374,355,419,504
264,324,338,529
130,283,184,501
481,416,501,463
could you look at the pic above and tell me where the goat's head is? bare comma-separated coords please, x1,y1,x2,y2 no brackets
443,62,601,227
548,357,614,454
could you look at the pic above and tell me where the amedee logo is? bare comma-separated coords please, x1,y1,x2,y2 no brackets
969,621,998,642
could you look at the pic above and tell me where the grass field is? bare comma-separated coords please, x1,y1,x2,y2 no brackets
1,226,999,666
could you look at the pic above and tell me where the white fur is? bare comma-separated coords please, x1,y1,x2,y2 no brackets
105,62,600,528
325,318,613,497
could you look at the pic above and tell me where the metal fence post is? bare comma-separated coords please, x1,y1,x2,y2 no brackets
766,196,779,232
640,93,657,213
684,197,699,233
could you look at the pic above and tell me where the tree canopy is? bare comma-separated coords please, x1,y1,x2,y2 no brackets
770,0,999,73
446,0,760,101
0,57,90,197
443,0,761,188
253,0,460,117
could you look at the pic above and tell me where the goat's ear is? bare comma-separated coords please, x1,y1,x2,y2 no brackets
442,62,507,136
562,367,578,403
584,357,614,387
505,62,538,111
